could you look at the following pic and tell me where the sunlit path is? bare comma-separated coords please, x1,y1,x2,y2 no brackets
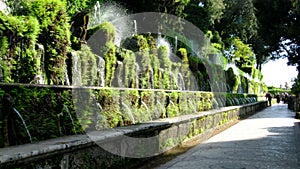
157,104,300,169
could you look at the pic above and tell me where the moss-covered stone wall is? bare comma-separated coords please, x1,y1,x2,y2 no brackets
0,101,267,169
0,84,258,148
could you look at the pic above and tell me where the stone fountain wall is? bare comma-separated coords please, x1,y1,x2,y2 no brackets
0,100,267,169
0,84,258,148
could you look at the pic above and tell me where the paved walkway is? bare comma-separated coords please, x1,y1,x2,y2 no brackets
157,104,300,169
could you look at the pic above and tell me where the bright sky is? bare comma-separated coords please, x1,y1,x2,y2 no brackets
261,57,298,88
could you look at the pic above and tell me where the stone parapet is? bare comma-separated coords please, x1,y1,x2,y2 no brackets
0,101,267,169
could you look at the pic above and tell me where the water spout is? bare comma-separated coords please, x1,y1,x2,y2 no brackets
64,64,70,86
156,101,166,118
169,100,178,115
141,100,152,121
121,102,136,124
13,108,32,143
95,102,103,130
188,100,197,113
62,105,77,135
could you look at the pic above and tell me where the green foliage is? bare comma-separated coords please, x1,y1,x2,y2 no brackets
158,46,172,89
268,86,291,95
65,0,89,17
0,13,40,83
87,22,118,87
121,0,190,17
216,0,258,42
1,86,82,145
104,46,117,87
225,37,256,68
89,22,116,53
118,48,137,88
165,92,180,117
23,0,71,84
120,90,139,124
97,89,122,128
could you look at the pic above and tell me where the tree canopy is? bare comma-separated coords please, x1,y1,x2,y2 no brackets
3,0,300,91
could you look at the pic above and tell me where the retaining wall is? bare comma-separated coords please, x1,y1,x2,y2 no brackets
0,101,267,169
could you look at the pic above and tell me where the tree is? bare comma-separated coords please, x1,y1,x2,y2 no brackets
120,0,190,17
251,0,293,70
214,0,258,43
184,0,225,32
225,37,256,69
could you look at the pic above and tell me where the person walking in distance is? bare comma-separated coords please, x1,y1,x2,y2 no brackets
265,93,272,106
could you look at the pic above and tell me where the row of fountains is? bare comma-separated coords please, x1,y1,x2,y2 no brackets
0,1,260,147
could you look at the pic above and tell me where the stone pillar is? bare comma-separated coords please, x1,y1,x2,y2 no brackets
1,93,14,147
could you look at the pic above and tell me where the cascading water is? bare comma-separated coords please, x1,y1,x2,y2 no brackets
71,51,81,86
121,102,136,124
133,20,137,35
149,68,154,89
31,44,45,84
96,55,105,87
62,105,77,135
13,108,32,143
188,100,197,113
169,100,178,115
95,102,105,130
64,64,70,86
141,100,152,121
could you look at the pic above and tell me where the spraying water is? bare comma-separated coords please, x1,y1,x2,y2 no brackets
188,100,197,113
156,37,172,57
62,105,77,135
13,108,32,143
121,102,136,124
141,100,152,121
88,1,131,46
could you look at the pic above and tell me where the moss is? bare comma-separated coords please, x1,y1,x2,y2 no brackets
77,45,97,86
122,50,138,88
158,46,173,89
104,46,117,87
97,89,122,128
165,92,180,117
177,48,191,90
138,91,155,121
0,13,41,83
23,0,71,85
120,90,139,124
176,48,188,64
121,35,149,52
